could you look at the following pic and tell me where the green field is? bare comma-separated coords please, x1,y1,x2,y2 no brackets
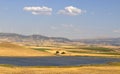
32,48,50,52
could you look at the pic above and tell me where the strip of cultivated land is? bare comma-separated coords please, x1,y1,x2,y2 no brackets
0,42,120,57
31,45,120,57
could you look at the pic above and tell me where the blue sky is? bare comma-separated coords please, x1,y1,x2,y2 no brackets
0,0,120,39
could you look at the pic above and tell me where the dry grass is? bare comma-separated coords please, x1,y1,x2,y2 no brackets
0,66,120,74
0,42,120,57
30,45,120,57
0,42,53,56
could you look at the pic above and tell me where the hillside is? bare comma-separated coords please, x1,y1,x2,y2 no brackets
0,33,71,46
0,33,120,46
76,38,120,46
0,42,52,56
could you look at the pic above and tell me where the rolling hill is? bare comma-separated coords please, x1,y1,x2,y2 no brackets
0,33,120,46
77,38,120,46
0,33,71,46
0,42,52,56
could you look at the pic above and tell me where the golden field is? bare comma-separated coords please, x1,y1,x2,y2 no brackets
0,42,53,56
0,65,120,74
30,45,120,57
0,42,120,57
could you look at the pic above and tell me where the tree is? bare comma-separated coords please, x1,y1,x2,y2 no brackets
55,51,59,55
61,51,66,54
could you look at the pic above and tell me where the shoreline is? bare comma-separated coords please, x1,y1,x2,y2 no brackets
0,55,120,58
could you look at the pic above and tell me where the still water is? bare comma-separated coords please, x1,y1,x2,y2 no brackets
0,56,120,66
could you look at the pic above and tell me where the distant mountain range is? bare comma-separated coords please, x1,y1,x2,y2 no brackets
0,33,71,46
77,38,120,46
0,33,120,46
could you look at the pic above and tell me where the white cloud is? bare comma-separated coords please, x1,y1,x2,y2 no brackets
58,6,86,16
23,6,52,15
61,24,74,28
113,30,120,33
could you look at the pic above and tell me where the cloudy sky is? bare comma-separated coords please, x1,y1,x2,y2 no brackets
0,0,120,39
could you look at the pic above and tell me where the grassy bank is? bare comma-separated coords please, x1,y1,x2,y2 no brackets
0,62,120,74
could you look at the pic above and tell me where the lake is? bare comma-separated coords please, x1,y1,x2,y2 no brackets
0,56,120,66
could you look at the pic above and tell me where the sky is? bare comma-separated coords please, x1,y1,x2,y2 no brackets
0,0,120,39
